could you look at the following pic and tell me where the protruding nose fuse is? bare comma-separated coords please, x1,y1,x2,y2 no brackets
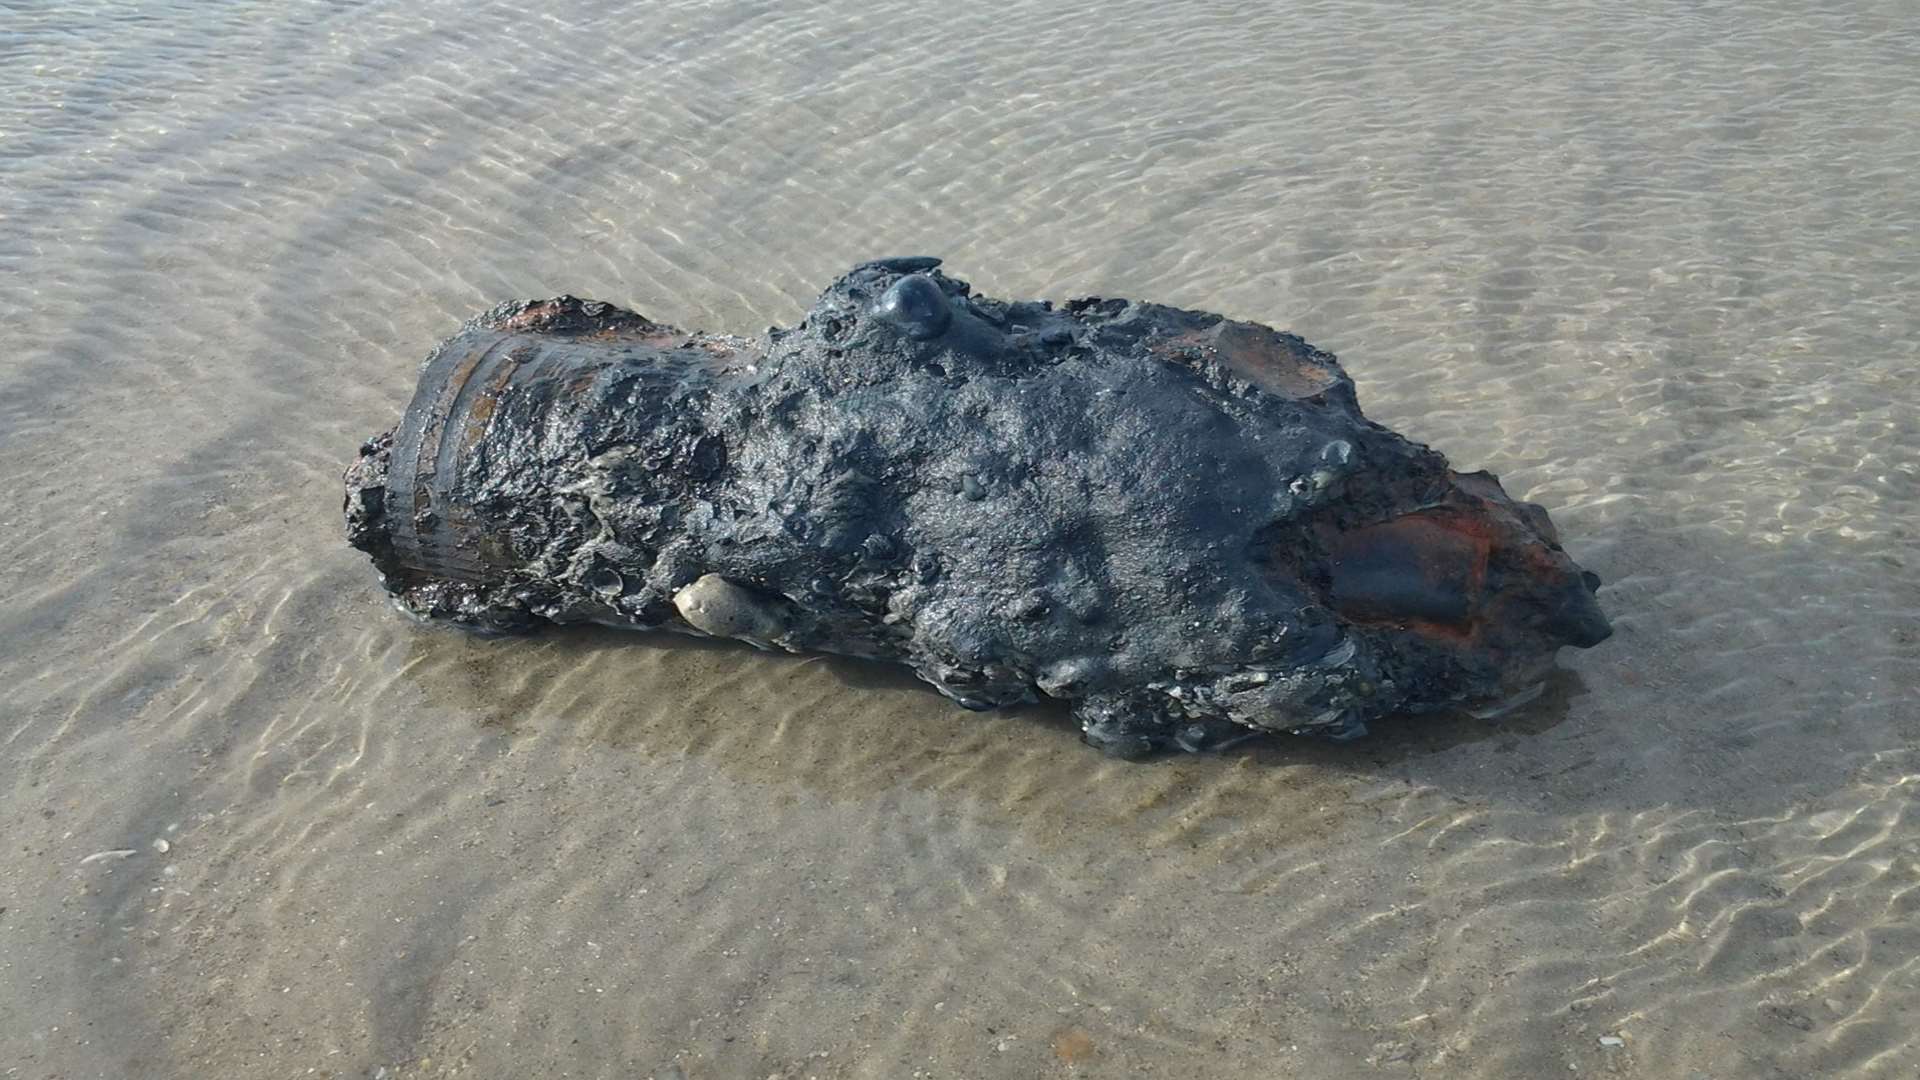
874,273,952,340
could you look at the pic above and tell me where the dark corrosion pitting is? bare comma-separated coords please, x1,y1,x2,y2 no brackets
345,259,1611,756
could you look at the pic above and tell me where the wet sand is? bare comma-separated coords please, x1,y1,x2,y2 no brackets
2,1,1916,1077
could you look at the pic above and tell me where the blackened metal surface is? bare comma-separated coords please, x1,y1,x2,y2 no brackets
345,261,1611,755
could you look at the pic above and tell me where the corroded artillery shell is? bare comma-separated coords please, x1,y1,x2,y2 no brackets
345,259,1609,756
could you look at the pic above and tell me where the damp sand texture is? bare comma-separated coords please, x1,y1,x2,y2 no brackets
2,1,1917,1078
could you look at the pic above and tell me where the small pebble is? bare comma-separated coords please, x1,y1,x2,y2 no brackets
1051,1027,1096,1064
152,838,170,854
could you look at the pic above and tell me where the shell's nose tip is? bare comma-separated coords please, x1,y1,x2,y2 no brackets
1547,582,1612,648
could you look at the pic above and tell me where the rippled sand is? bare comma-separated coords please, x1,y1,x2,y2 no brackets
3,1,1917,1077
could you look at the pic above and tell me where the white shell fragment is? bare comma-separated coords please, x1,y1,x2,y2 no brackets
672,574,790,648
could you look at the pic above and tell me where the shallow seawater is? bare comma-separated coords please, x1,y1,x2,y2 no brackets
2,1,1916,1076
